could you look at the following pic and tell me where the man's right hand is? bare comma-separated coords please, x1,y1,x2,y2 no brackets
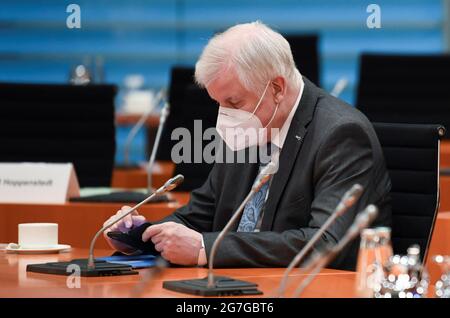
102,206,148,254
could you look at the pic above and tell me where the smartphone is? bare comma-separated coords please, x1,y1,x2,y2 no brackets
107,222,159,256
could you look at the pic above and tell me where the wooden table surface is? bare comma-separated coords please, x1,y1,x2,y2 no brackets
0,248,357,298
116,113,159,128
0,195,448,283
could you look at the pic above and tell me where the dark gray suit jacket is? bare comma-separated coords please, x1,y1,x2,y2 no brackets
158,77,392,270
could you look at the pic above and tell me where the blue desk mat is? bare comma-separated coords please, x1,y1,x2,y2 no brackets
97,254,156,269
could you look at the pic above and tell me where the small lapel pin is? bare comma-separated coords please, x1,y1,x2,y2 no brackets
295,135,302,141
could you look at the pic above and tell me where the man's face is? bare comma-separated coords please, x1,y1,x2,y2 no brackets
206,69,277,128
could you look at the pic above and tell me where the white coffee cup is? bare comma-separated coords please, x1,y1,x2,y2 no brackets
18,223,58,249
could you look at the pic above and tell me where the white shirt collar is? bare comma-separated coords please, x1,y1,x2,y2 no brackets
271,76,305,151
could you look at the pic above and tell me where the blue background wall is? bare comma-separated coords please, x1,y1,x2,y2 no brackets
0,0,446,164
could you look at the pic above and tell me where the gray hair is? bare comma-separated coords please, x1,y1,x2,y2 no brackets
195,21,301,94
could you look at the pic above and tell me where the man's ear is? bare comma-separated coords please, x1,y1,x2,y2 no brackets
271,76,286,104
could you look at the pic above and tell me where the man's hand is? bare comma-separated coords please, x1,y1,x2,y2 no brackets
103,206,147,254
142,222,203,266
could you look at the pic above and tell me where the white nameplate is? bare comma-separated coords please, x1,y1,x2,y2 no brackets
0,163,80,204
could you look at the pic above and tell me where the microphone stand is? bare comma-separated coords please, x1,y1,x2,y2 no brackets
123,89,165,167
162,162,277,296
291,205,378,298
146,99,170,193
276,184,363,297
87,174,184,270
27,174,184,277
75,93,171,204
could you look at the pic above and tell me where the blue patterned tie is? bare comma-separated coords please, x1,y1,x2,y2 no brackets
237,159,272,232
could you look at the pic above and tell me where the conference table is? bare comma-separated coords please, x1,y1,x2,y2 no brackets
0,159,449,297
0,247,357,298
0,199,448,297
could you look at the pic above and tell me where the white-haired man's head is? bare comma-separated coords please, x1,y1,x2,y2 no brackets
195,21,301,95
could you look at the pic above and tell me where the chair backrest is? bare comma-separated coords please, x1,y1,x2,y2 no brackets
0,82,117,187
156,66,218,191
372,122,445,261
284,34,320,85
357,54,450,139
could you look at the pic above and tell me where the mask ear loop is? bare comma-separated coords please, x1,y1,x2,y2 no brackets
258,101,280,147
250,81,271,115
257,83,280,147
264,101,280,128
251,80,279,134
238,80,271,122
219,80,271,123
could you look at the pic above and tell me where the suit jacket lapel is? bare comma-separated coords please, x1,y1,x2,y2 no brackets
260,77,320,231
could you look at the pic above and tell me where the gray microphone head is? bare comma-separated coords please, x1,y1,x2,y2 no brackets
261,161,278,175
342,184,364,207
353,204,378,232
363,204,378,222
162,98,170,110
161,174,184,192
160,101,170,119
252,161,277,192
330,77,348,97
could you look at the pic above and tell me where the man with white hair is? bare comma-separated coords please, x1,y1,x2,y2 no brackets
103,21,392,270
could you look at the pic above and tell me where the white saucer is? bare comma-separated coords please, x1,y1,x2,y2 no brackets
6,243,71,254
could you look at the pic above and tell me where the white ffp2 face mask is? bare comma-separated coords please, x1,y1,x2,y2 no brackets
216,81,279,151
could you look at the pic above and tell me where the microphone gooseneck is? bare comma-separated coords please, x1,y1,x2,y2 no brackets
207,162,277,288
147,99,171,194
292,204,378,298
277,184,364,297
87,174,184,270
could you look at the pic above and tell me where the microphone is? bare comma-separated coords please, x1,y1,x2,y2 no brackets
123,89,165,166
206,161,277,287
291,204,378,297
73,90,171,204
162,162,278,296
146,97,170,193
87,174,184,270
159,174,184,192
330,77,348,98
277,184,363,297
